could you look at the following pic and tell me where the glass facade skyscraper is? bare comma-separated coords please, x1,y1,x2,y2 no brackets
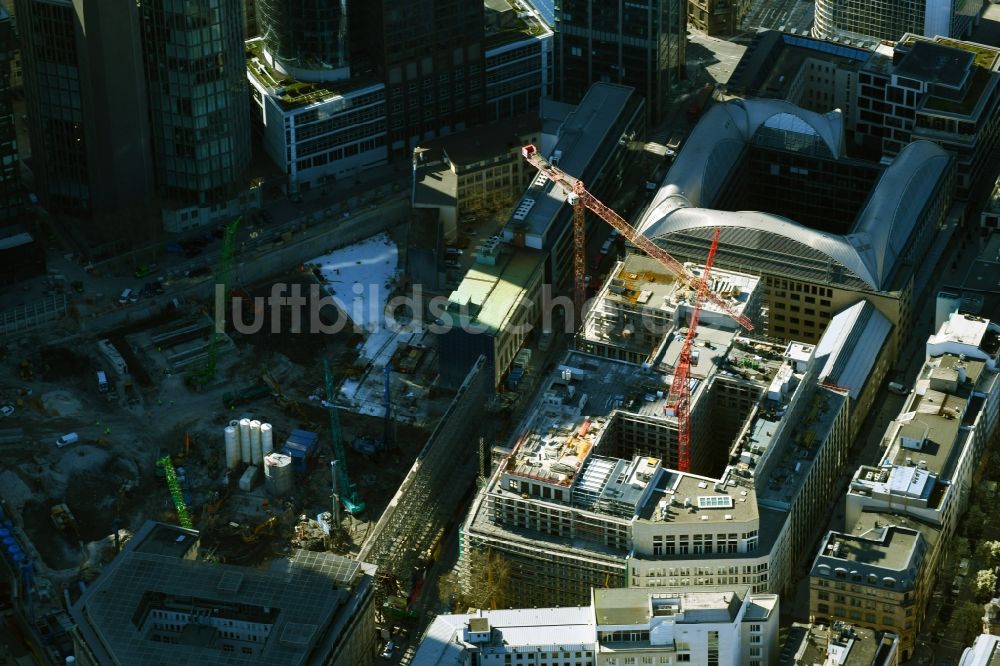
140,0,251,211
0,7,21,223
555,0,686,123
257,0,350,81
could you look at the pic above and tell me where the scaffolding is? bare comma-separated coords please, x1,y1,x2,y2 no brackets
358,357,491,607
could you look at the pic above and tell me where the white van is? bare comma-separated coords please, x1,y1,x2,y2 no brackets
56,432,79,448
96,370,109,393
119,288,133,305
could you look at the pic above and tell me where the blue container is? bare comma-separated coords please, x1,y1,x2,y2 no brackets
11,553,24,565
0,528,9,539
2,536,14,547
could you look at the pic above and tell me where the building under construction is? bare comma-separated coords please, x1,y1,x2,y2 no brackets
460,295,895,607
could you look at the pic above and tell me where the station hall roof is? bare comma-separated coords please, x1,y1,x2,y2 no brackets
638,99,951,291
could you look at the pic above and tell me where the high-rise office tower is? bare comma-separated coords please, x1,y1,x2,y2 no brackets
352,0,487,154
257,0,349,81
15,0,154,218
812,0,982,44
0,6,20,223
554,0,686,123
139,0,251,224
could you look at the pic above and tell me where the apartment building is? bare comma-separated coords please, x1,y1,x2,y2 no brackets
809,514,939,662
856,35,1000,201
638,99,955,350
412,586,779,666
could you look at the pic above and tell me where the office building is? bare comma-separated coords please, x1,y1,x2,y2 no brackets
501,83,644,289
15,0,155,218
937,232,1000,325
812,0,981,44
783,621,901,665
437,248,546,389
554,0,686,123
256,0,349,82
688,0,751,36
0,6,18,224
960,634,1000,665
140,0,256,232
351,0,487,155
726,30,875,132
462,307,876,606
637,98,955,349
807,313,1000,662
69,521,378,666
246,37,388,196
412,586,779,666
412,113,541,245
855,35,1000,202
484,0,553,122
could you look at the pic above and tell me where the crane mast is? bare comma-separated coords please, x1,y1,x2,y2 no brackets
520,145,753,331
521,145,753,473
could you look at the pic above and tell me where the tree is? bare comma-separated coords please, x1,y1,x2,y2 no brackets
438,548,511,613
965,504,987,539
977,541,1000,568
953,601,985,645
976,569,998,601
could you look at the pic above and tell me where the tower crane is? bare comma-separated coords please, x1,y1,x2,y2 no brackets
667,227,720,472
520,145,753,330
521,145,754,473
324,357,364,515
188,216,241,388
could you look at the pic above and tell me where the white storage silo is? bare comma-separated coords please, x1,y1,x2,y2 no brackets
261,423,274,457
238,418,252,462
224,426,240,470
264,452,294,496
250,420,263,465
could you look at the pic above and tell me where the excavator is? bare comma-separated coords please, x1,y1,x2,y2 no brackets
241,516,278,544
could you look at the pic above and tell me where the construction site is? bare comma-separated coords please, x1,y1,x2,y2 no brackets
0,221,496,663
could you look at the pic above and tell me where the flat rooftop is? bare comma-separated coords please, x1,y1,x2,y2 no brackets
883,388,968,480
814,525,921,576
895,41,974,89
70,522,373,666
928,312,1000,355
637,468,758,526
245,38,381,111
443,248,546,335
502,83,635,243
593,586,747,626
416,113,540,168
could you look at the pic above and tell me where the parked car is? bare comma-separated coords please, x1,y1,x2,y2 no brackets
0,404,14,417
380,641,395,660
56,432,79,448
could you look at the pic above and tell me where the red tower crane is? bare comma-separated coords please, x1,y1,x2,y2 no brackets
667,227,721,472
521,145,754,473
520,145,753,330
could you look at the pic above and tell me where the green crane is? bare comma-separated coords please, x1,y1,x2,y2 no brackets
324,357,364,514
157,455,193,529
188,217,241,389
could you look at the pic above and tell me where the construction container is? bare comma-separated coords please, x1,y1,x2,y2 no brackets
238,465,259,492
282,429,318,474
238,418,252,463
224,426,240,470
261,423,274,457
250,420,263,465
263,452,293,496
